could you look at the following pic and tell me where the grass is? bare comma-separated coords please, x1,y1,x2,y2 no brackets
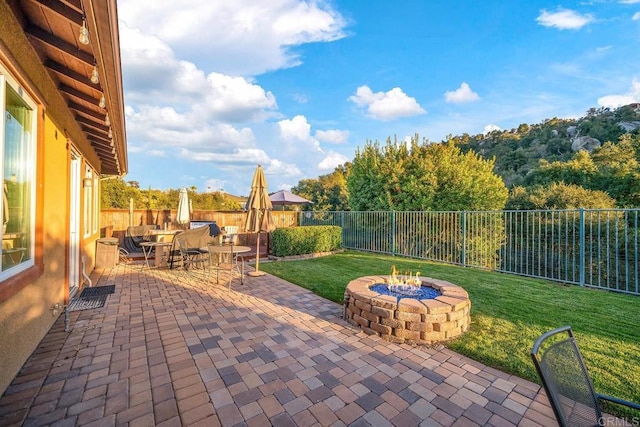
259,250,640,415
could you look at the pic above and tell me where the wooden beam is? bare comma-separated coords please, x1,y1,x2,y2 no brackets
34,0,83,25
68,101,103,119
60,83,97,105
95,155,118,167
76,115,108,133
59,0,83,13
82,126,111,147
91,144,116,156
82,126,111,143
90,144,116,158
47,60,100,90
26,24,94,65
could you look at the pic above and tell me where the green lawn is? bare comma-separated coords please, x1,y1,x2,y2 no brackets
259,250,640,415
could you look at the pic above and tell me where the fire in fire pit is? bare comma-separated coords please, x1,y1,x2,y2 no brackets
343,269,471,345
372,265,442,300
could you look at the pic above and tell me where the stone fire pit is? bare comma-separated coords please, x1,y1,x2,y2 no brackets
343,275,471,345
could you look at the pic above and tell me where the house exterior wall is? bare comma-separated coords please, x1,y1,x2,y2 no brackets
0,4,102,394
0,113,78,395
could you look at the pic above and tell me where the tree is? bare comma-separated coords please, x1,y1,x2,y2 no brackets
526,150,597,188
100,179,243,210
524,134,640,207
101,178,142,208
293,164,350,211
347,135,508,211
506,183,616,210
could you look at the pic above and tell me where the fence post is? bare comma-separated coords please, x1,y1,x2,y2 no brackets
579,208,585,287
341,211,345,246
391,211,396,256
461,211,466,267
129,198,133,227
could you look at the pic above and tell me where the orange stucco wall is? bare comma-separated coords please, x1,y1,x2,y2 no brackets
0,2,103,393
0,115,69,394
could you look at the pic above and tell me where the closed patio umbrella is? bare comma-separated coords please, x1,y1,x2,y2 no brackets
177,187,190,226
244,165,275,277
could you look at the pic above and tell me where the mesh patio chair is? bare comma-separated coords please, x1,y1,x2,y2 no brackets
175,237,208,278
207,242,244,290
531,325,640,427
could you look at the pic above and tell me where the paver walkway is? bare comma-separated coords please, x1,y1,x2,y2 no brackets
0,263,558,426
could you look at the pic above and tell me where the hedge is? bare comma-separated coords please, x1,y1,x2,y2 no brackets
270,225,342,257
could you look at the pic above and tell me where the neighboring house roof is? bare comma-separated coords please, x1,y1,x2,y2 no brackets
3,0,127,176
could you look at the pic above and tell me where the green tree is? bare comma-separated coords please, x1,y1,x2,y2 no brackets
526,150,598,188
293,164,350,211
100,180,242,210
347,135,508,211
524,134,640,206
506,183,616,210
101,178,142,208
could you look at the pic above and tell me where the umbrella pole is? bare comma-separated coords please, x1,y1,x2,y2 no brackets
247,232,265,277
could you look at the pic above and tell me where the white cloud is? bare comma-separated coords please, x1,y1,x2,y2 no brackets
633,12,640,20
483,124,502,134
444,82,480,104
318,151,349,171
278,115,313,141
119,25,207,104
276,115,324,159
125,105,256,151
536,8,594,30
120,25,278,123
348,85,426,121
204,72,278,122
264,159,302,178
597,78,640,108
620,0,640,4
315,129,350,144
118,0,347,76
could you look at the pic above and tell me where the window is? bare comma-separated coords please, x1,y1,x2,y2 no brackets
0,65,36,276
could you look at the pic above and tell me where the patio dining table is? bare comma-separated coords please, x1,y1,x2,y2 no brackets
201,244,250,287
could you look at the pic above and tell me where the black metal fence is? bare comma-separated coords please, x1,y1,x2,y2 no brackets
300,209,640,295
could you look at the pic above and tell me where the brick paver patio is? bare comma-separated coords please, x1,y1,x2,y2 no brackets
0,263,557,426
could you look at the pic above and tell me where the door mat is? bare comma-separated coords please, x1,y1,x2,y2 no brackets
67,285,116,312
79,285,115,297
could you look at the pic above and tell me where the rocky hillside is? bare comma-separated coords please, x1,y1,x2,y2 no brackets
448,104,640,188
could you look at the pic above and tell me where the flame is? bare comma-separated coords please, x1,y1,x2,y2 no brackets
388,266,421,286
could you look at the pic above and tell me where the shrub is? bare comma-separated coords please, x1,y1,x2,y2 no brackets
270,226,342,257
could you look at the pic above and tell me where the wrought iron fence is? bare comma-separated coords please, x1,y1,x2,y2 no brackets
299,209,640,295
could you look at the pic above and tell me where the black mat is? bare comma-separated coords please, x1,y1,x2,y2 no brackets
79,285,115,297
67,295,108,311
67,285,116,312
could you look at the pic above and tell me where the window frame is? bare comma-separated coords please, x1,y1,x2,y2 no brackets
0,65,37,278
0,61,44,302
83,165,93,238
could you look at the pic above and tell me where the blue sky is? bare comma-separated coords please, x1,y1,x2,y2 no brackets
117,0,640,196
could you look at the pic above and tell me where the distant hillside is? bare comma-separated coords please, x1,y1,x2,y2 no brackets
447,104,640,189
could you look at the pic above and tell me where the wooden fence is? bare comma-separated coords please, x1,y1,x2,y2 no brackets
100,209,299,246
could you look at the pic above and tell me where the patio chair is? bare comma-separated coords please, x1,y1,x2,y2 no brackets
221,225,239,244
531,325,640,426
167,226,212,269
122,224,157,253
175,237,208,277
207,241,244,290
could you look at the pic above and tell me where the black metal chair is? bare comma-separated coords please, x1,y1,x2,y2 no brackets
531,326,640,426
